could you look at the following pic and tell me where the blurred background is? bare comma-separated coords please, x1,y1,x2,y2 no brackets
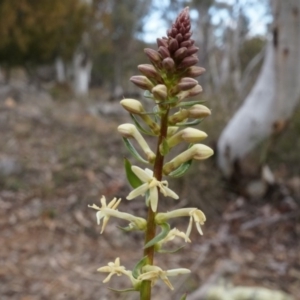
0,0,299,299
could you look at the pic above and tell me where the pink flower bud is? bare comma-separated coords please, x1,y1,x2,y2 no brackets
186,46,199,56
174,47,188,60
144,48,161,64
178,55,199,69
168,38,179,52
138,64,162,81
130,76,154,90
158,46,170,58
185,66,206,78
178,77,198,91
157,38,168,48
162,58,175,72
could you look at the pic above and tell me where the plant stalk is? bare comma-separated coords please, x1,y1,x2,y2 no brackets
140,108,169,300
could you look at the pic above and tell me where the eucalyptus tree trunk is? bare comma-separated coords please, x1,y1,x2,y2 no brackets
217,0,300,176
73,50,92,96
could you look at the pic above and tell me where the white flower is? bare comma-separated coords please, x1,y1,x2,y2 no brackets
97,257,127,283
126,166,179,212
186,208,206,238
158,228,191,246
88,196,121,233
155,208,206,241
138,265,191,290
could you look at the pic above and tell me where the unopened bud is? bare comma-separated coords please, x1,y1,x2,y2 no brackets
168,109,189,125
120,99,145,114
158,46,170,58
163,144,214,175
144,48,162,64
167,128,207,148
188,104,211,118
174,47,188,60
168,38,179,52
138,64,161,81
162,58,175,72
185,66,206,78
180,40,192,48
178,84,203,101
178,77,198,91
118,123,156,162
118,123,135,138
176,33,183,43
178,55,199,69
130,75,154,91
167,126,179,137
157,38,168,48
191,144,214,160
186,46,199,56
152,84,168,102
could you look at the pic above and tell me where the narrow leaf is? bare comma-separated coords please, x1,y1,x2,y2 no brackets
179,293,187,300
168,159,193,178
144,90,153,99
124,158,143,188
144,223,170,249
108,287,137,293
132,256,148,279
157,245,185,254
159,137,170,156
130,114,156,136
122,138,148,164
176,119,203,127
176,100,206,107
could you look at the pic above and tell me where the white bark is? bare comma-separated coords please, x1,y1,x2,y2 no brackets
55,57,66,83
217,40,276,176
217,0,300,176
73,51,92,96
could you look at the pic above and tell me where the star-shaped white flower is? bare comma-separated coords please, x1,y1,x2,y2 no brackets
126,166,179,212
155,207,206,241
186,208,206,238
97,257,127,283
88,196,121,233
159,228,191,246
138,265,190,290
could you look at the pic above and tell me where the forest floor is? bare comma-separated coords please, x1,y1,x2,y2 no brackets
0,84,300,300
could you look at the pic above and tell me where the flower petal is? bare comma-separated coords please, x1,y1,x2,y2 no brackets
185,217,193,241
127,183,149,199
149,186,158,212
161,186,179,199
195,222,203,235
131,166,152,182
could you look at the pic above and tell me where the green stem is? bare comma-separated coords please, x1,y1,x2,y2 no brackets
140,108,169,300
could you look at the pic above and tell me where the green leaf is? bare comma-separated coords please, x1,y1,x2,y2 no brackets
168,159,193,178
130,114,156,136
122,138,148,164
124,158,143,188
116,225,134,232
144,222,170,249
132,256,148,279
108,287,138,293
176,119,203,127
159,137,170,156
176,100,206,107
157,245,185,254
179,293,187,300
144,90,153,99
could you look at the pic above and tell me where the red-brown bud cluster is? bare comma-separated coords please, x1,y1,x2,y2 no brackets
131,7,205,104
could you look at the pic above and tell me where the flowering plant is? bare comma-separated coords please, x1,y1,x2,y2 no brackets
89,7,213,300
